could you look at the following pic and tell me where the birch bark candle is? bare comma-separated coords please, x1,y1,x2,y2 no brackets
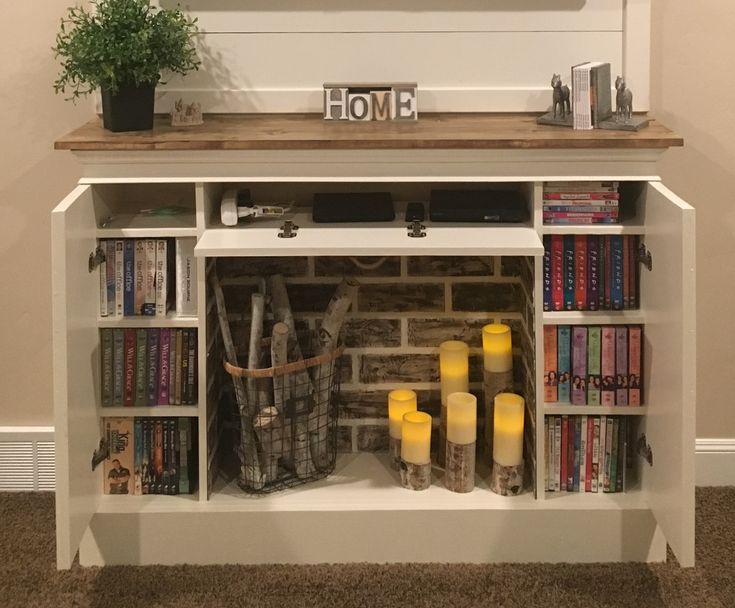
400,411,432,491
438,340,469,467
490,392,525,496
482,324,514,461
445,392,477,493
388,389,417,470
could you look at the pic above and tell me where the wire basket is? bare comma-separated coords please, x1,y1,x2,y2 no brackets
223,331,343,493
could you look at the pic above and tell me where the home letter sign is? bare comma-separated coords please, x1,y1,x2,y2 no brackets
323,83,418,121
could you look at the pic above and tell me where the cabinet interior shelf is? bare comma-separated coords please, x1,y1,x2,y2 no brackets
544,405,648,416
98,314,199,328
542,311,646,325
541,222,645,236
99,406,199,417
96,212,197,238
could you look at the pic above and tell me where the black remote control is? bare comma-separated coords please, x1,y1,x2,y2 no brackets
405,202,425,222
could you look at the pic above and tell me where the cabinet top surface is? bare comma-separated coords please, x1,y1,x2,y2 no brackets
54,113,683,152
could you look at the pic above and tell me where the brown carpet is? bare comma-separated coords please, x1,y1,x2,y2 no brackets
0,489,733,608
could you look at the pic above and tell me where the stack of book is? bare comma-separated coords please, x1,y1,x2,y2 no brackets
98,237,197,317
545,415,628,493
543,325,643,406
572,62,612,129
542,234,639,310
103,416,196,495
100,328,198,406
543,181,620,225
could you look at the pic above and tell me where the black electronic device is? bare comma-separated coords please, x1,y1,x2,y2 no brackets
429,189,528,223
405,202,425,222
312,192,395,223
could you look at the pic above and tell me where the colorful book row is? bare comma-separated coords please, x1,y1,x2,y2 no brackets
98,238,197,318
544,325,642,406
545,415,629,493
103,416,196,496
543,234,639,311
101,328,198,406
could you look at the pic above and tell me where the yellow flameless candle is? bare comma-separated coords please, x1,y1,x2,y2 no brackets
447,392,477,445
440,340,469,406
493,393,525,466
401,411,432,465
482,324,513,373
388,389,418,439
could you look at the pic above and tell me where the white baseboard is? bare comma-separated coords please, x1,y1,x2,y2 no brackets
0,428,732,490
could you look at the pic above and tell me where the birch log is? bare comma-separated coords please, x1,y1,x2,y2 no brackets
253,406,283,484
247,292,268,409
210,272,264,490
268,276,315,479
311,278,359,469
271,322,293,469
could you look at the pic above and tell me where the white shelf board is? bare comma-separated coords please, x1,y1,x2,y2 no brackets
97,313,199,328
543,311,645,325
544,405,648,416
195,213,543,257
99,406,199,417
97,491,199,513
542,221,645,235
96,212,197,238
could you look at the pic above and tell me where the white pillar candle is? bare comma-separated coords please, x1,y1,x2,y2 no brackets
447,392,477,445
388,389,417,439
482,324,513,373
440,340,469,406
493,393,525,466
401,411,432,465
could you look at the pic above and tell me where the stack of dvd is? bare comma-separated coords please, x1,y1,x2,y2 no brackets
543,181,620,225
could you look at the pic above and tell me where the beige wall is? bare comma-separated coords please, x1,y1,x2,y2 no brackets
1,1,732,437
0,2,93,425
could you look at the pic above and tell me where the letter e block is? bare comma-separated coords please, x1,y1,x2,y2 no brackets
393,86,418,121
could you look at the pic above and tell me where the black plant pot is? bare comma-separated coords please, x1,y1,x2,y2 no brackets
101,84,156,132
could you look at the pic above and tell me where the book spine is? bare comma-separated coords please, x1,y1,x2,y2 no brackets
123,240,135,316
162,417,170,494
181,329,190,405
169,418,179,495
623,236,631,309
101,329,114,406
134,240,146,315
628,326,642,406
112,328,124,405
617,419,627,492
146,328,160,406
603,237,612,309
544,417,550,491
551,235,564,311
178,417,190,494
155,239,168,318
610,418,619,493
543,218,618,226
141,418,150,495
598,415,607,491
543,235,552,311
174,329,184,405
99,240,108,317
557,326,571,403
563,235,575,310
134,328,147,407
554,416,562,492
574,235,588,310
123,329,136,406
169,329,177,405
611,235,624,310
143,239,157,316
543,326,558,402
585,416,594,492
566,415,575,491
601,327,616,406
158,328,171,405
176,238,198,316
542,192,620,201
134,418,143,495
103,417,135,495
588,236,599,311
587,326,602,405
573,416,581,492
544,212,619,219
563,415,569,491
580,415,587,492
630,236,639,308
187,329,197,405
105,240,116,316
153,418,164,494
543,204,619,212
592,416,600,492
615,327,629,406
544,181,619,192
571,326,588,405
114,240,125,317
604,417,614,492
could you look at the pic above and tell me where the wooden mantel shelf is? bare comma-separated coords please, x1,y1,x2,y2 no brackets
55,113,682,152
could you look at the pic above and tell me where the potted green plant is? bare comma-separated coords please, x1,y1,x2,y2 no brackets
53,0,200,132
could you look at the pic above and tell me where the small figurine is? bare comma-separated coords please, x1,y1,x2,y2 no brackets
615,76,633,122
551,73,571,119
171,99,203,127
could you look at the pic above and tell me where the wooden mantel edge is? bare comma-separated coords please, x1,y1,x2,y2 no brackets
54,113,684,152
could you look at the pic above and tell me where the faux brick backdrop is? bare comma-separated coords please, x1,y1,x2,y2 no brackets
215,255,536,460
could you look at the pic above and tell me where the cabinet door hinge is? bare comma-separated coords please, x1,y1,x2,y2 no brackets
637,242,653,271
88,245,106,272
407,220,426,238
278,220,299,239
637,433,653,466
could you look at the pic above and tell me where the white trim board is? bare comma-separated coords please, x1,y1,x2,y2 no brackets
0,428,731,490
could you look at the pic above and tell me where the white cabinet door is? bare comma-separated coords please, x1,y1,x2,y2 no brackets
52,185,102,569
640,182,696,567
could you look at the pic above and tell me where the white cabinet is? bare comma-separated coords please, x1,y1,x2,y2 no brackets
52,120,695,569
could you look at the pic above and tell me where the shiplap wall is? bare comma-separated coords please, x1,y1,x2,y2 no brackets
153,0,651,113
